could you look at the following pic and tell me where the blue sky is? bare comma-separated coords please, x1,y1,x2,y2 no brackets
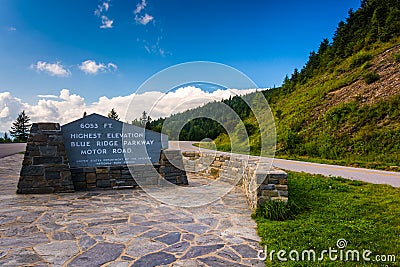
1,0,361,102
0,0,361,133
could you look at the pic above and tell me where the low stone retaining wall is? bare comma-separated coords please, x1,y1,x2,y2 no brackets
182,151,288,210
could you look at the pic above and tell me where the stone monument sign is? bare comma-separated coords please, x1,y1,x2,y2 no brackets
17,114,188,193
62,114,168,167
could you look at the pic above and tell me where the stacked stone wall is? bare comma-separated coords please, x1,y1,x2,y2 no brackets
69,149,188,191
182,151,288,210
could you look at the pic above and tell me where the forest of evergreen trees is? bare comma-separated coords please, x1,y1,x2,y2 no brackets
282,0,400,91
147,95,255,141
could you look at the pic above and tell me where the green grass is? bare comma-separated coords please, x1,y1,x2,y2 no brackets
395,53,400,62
350,51,373,68
254,172,400,266
363,71,381,84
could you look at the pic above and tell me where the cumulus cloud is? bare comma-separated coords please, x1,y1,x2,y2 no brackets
0,87,260,133
37,94,59,99
0,92,26,132
134,0,147,14
135,13,154,25
30,61,71,77
79,60,118,74
100,16,113,29
94,1,113,29
134,0,154,25
94,1,110,16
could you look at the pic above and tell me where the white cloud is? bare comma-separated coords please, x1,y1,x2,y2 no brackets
103,2,109,11
135,13,154,25
79,60,118,74
0,87,260,133
37,94,59,99
95,1,113,29
134,0,147,14
30,61,71,77
8,26,16,31
141,37,168,56
100,15,113,29
0,92,26,132
95,1,110,16
107,62,118,71
134,0,154,25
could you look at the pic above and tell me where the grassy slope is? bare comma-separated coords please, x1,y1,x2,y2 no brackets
211,39,400,171
274,40,400,169
254,171,400,266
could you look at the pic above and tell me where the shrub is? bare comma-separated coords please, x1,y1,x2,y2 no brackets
394,53,400,63
361,61,373,70
350,52,373,68
254,200,299,221
363,71,380,84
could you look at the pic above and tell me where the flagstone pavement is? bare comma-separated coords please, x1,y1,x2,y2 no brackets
0,154,265,267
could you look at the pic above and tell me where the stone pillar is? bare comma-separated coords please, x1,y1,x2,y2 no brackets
17,123,74,194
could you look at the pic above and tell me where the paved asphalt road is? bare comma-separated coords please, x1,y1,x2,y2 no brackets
170,141,400,188
0,143,26,158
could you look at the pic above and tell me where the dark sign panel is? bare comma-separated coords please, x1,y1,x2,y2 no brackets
61,114,168,167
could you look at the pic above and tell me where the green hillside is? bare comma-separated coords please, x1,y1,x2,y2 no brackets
149,0,400,170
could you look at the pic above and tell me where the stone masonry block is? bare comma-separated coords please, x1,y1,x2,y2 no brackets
32,134,48,142
86,173,97,184
275,185,288,191
261,190,279,198
83,167,96,173
38,123,60,131
268,178,280,184
32,156,62,165
97,179,111,188
279,178,288,185
45,171,61,180
96,167,109,174
39,146,58,156
97,173,109,180
71,173,86,182
268,170,288,179
74,182,87,191
22,157,33,166
278,190,288,197
20,165,45,176
270,196,288,202
260,184,275,190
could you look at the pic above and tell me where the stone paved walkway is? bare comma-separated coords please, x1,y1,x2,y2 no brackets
0,154,265,267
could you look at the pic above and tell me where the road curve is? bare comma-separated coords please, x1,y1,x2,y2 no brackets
0,143,26,159
170,141,400,188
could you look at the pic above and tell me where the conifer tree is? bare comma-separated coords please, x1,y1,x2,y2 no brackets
107,108,120,120
10,110,31,142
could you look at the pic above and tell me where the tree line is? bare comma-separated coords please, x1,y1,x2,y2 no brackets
282,0,400,92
